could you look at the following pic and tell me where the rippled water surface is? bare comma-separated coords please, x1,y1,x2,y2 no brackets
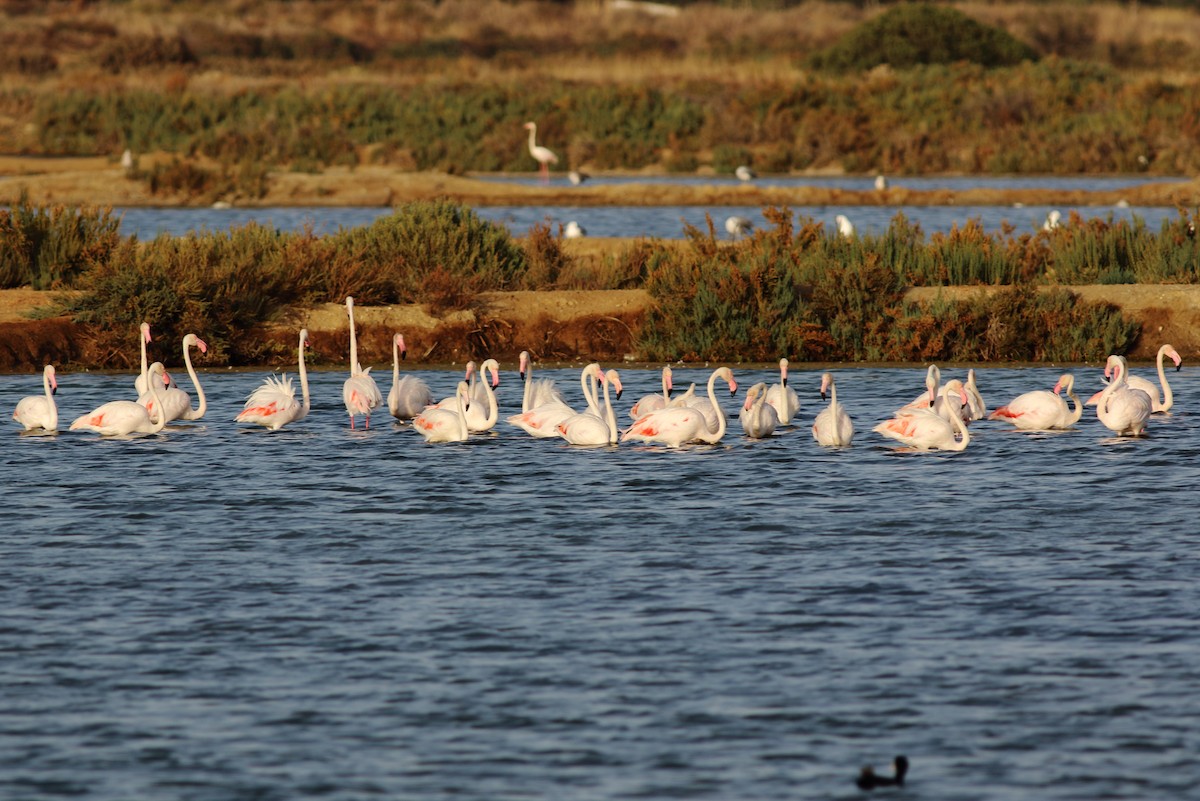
4,363,1200,800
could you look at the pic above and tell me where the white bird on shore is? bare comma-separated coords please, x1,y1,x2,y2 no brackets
836,214,855,238
735,165,756,181
523,121,558,183
726,216,753,240
564,221,586,238
1043,210,1062,231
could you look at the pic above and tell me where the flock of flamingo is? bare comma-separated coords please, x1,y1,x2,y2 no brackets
9,295,1183,450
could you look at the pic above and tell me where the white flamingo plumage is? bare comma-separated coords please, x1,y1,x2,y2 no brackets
342,296,383,429
1096,355,1152,436
387,333,433,420
1125,344,1181,412
764,357,800,424
901,364,942,412
517,350,565,412
508,363,602,438
464,359,501,433
235,329,311,430
13,364,58,432
524,121,558,182
139,333,207,423
558,369,623,446
412,380,471,442
874,379,971,451
988,373,1082,431
629,366,673,420
739,382,780,439
813,372,854,446
71,362,170,437
964,368,987,422
621,367,738,447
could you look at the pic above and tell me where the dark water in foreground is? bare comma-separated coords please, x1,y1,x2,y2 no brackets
3,364,1199,800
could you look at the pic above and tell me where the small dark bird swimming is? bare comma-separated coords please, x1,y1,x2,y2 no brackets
856,755,908,790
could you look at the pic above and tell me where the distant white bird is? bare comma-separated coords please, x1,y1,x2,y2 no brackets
874,174,888,191
735,165,756,181
1043,210,1062,231
564,221,586,238
568,170,589,186
523,121,558,183
836,214,855,237
725,216,753,240
120,149,134,171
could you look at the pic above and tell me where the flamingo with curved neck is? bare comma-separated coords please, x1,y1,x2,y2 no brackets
72,362,170,436
874,379,971,451
523,121,558,182
388,333,433,419
235,329,311,430
1096,355,1152,436
1125,344,1181,412
517,350,564,412
508,363,601,438
630,366,673,420
13,364,58,432
813,372,854,446
739,382,780,439
558,369,624,445
988,373,1082,431
464,359,501,432
342,296,383,428
412,380,471,442
621,367,738,447
133,322,156,395
141,333,207,423
764,358,800,424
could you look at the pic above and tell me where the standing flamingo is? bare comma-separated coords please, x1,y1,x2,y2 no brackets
13,364,58,432
387,334,433,420
412,381,471,442
508,363,602,438
523,121,558,182
235,329,311,430
873,379,971,451
558,369,624,446
133,322,165,395
1126,344,1182,412
140,333,207,423
765,357,800,424
342,296,383,429
988,373,1082,431
621,367,738,447
739,382,780,439
71,362,171,436
813,372,854,446
629,366,673,420
1096,355,1152,436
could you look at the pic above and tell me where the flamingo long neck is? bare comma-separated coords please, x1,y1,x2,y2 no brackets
43,367,57,430
662,367,672,401
602,377,618,444
580,365,599,416
698,370,727,443
1157,347,1174,410
455,382,469,440
347,299,360,375
147,368,168,434
527,125,538,154
183,339,206,419
392,336,401,396
298,332,311,418
519,353,533,412
829,378,840,418
480,363,499,429
1063,378,1082,425
139,328,149,387
948,393,970,451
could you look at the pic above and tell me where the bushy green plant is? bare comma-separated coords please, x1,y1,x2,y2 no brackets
0,197,122,289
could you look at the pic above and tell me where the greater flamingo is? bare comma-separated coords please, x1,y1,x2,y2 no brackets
140,333,207,423
1095,355,1152,436
517,350,564,412
813,372,854,446
765,357,800,424
234,329,311,430
387,333,433,420
873,379,971,451
464,359,501,433
964,368,987,421
342,296,383,429
739,382,780,439
71,362,171,436
1125,344,1181,412
523,121,558,182
901,364,942,411
988,373,1082,431
557,369,623,446
629,365,673,420
133,321,157,395
621,367,737,447
412,380,471,442
508,363,602,438
13,364,58,432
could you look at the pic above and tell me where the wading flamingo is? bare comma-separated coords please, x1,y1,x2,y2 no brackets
629,366,673,420
523,121,558,182
464,359,501,433
517,350,565,413
901,365,942,411
71,362,170,437
558,369,623,446
765,357,800,424
1096,355,1152,436
508,363,602,438
874,379,970,451
987,373,1082,431
133,321,154,395
387,334,433,420
13,364,58,432
1125,344,1181,412
140,333,207,423
739,382,780,439
342,296,383,429
813,372,854,446
621,367,738,447
964,368,987,421
412,381,471,442
235,329,311,430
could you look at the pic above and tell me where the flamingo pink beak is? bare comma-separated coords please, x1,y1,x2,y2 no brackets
196,338,208,354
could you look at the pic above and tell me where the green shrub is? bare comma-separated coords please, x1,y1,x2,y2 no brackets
0,197,122,289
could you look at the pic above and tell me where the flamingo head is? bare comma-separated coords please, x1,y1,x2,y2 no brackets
606,369,623,399
481,359,501,388
141,321,152,343
464,361,477,382
518,350,530,379
184,334,208,354
345,296,355,313
1166,345,1182,371
1104,354,1125,381
779,357,789,385
300,329,310,350
523,121,536,131
743,382,765,411
944,379,968,409
662,365,673,393
396,334,407,360
47,364,57,394
1052,374,1073,395
720,368,738,396
819,372,833,400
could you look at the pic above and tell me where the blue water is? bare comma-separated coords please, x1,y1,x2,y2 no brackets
4,362,1199,800
114,203,1183,242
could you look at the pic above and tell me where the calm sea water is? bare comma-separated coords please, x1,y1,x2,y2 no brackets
3,363,1199,800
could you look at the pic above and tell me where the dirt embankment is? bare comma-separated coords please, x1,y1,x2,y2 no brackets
2,285,1198,372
